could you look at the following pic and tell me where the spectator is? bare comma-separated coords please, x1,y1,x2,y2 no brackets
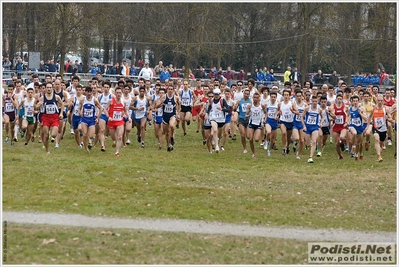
289,67,301,84
91,62,101,77
130,64,138,76
38,60,47,72
195,66,207,79
153,61,163,75
283,66,291,83
256,68,265,87
16,57,24,78
313,69,325,85
265,69,278,85
223,66,235,87
160,67,171,82
328,70,339,87
237,68,246,81
138,62,153,80
380,70,388,86
77,63,83,73
208,67,216,80
46,59,57,73
2,56,12,70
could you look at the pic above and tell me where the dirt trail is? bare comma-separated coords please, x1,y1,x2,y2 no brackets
3,211,396,242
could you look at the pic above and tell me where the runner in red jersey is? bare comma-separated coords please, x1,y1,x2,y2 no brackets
329,94,348,159
383,90,395,145
104,87,131,157
192,79,204,133
193,85,210,145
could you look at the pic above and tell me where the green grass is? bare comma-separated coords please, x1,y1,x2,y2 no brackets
3,123,396,232
5,223,308,264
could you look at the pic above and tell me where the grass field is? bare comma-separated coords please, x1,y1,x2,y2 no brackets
2,121,397,264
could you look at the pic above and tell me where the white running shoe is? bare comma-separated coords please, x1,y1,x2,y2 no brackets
55,143,59,148
243,149,248,154
215,145,220,153
126,139,131,145
264,141,269,150
267,150,271,157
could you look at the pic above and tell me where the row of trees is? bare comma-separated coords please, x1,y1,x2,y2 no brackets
3,3,396,81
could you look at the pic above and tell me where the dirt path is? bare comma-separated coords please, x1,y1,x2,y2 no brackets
3,211,396,242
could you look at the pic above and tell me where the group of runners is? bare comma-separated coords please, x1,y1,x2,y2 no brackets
2,74,397,162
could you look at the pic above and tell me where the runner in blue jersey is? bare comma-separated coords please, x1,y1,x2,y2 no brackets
234,88,251,153
301,96,324,163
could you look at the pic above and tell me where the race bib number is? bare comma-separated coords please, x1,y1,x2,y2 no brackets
295,114,302,122
212,110,220,118
5,103,14,112
182,97,190,106
165,102,173,113
45,104,57,114
84,108,93,117
26,107,34,117
375,117,384,127
335,115,344,124
283,112,292,121
351,117,361,126
306,115,317,125
112,111,122,121
268,110,276,118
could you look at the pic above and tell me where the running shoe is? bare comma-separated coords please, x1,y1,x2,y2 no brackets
202,139,206,145
215,146,220,153
354,153,359,161
286,146,290,154
148,121,152,127
378,156,383,162
260,140,265,146
267,150,271,157
243,149,248,154
307,158,314,163
232,134,237,140
88,143,93,150
272,144,278,150
55,143,59,148
137,134,141,143
70,129,74,135
282,148,287,155
329,136,333,143
338,154,344,160
184,132,187,136
196,130,199,133
252,153,256,158
316,151,322,157
31,136,35,142
359,154,364,160
293,142,298,153
382,144,386,150
387,139,392,146
115,152,120,157
4,137,9,143
141,141,145,148
51,137,55,143
20,130,24,138
295,152,300,159
38,136,42,143
126,139,131,145
101,145,105,152
264,141,269,150
24,142,28,146
187,120,190,126
158,146,162,150
112,141,116,147
221,146,225,151
13,137,18,142
365,142,370,151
